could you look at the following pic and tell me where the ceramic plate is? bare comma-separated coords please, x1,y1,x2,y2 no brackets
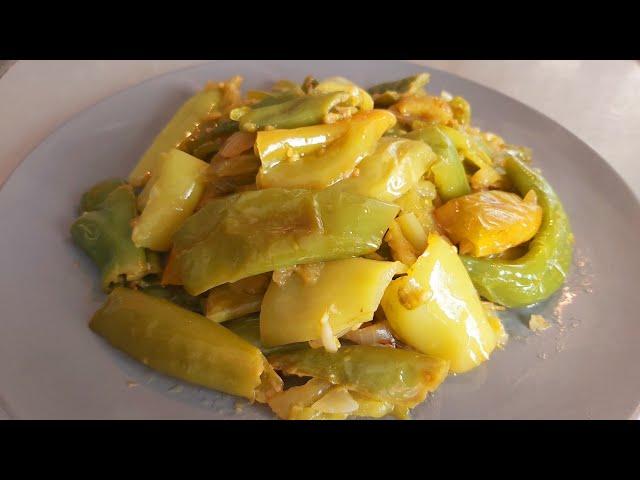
1,60,638,419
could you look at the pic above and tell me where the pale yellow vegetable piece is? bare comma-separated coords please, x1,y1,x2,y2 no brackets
132,149,208,251
314,76,374,111
393,94,454,125
330,137,434,202
396,212,429,253
293,387,400,419
268,379,397,420
311,386,359,414
385,179,439,266
440,125,494,168
255,110,396,190
128,87,223,187
488,315,509,348
385,218,420,266
482,302,509,348
260,258,405,347
288,408,348,420
470,165,509,191
381,233,498,373
267,378,333,420
349,391,396,419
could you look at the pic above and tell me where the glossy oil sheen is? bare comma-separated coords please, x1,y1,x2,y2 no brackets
132,149,208,251
382,233,498,373
260,258,404,347
0,60,638,419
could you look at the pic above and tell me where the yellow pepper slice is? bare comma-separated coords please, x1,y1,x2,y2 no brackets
314,76,374,111
255,110,396,189
260,258,405,347
128,87,224,187
393,94,454,125
329,136,435,202
434,190,543,257
381,233,498,373
132,149,208,252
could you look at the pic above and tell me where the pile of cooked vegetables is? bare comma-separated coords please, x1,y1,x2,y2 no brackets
71,73,574,419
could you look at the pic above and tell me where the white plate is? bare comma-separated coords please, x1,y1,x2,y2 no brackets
1,60,639,419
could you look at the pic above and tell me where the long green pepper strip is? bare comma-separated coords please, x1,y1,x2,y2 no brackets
407,126,470,201
237,92,350,131
461,156,574,307
90,287,282,401
250,90,303,109
268,345,449,408
129,88,223,186
172,188,400,295
368,73,430,107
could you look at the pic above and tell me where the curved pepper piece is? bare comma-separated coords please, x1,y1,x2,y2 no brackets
237,91,350,131
268,345,449,409
128,87,224,187
172,188,399,295
132,149,209,252
329,136,434,202
255,110,397,190
381,233,498,373
439,125,494,169
90,287,282,402
368,73,430,107
460,156,574,308
260,258,405,347
393,95,454,125
435,190,543,257
314,77,374,111
407,126,470,201
71,181,155,291
179,118,239,161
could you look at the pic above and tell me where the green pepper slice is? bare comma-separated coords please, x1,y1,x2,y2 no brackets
268,345,449,408
172,188,399,295
461,156,574,307
236,92,350,131
90,287,282,401
129,88,224,186
407,126,471,201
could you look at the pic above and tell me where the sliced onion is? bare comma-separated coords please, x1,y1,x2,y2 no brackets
311,387,359,414
343,321,397,347
267,378,333,419
219,131,257,158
